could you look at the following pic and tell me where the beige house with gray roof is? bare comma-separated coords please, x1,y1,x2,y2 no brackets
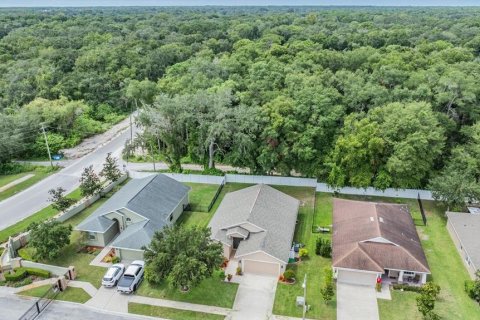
446,211,480,279
208,184,300,277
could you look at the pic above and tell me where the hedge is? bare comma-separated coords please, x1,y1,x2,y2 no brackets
24,267,50,278
5,268,27,281
392,284,422,293
4,267,50,282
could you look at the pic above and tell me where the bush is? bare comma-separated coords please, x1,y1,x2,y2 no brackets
111,256,121,264
299,248,309,258
11,277,33,288
24,267,50,278
465,279,480,303
392,284,423,293
5,268,28,282
18,247,36,261
283,269,296,282
236,267,242,276
316,238,332,258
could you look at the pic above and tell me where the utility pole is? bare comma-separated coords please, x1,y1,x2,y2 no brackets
41,124,53,168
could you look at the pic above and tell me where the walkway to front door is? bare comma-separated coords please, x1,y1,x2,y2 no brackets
231,274,278,320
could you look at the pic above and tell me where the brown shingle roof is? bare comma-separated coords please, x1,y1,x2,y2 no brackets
332,198,430,273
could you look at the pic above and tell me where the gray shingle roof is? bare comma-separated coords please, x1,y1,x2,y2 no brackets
76,174,189,250
208,184,300,263
446,211,480,270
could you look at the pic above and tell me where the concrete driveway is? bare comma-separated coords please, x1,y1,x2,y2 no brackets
231,274,278,320
337,283,379,320
85,286,130,313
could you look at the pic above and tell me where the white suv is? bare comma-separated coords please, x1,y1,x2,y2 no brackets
102,263,125,287
117,260,145,294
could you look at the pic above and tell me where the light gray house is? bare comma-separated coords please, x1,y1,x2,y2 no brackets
208,184,300,277
446,211,480,279
75,174,190,261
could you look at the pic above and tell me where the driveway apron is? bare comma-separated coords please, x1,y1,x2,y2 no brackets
337,282,379,320
231,274,278,320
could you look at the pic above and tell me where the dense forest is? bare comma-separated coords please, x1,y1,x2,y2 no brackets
0,7,479,206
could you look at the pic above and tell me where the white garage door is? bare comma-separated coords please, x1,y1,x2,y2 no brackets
337,269,377,287
118,249,144,261
243,260,279,277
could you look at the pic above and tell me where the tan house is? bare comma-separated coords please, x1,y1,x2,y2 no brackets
75,174,190,261
332,198,430,287
208,184,299,277
446,211,480,279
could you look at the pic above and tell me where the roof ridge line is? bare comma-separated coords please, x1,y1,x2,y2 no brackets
126,174,156,207
357,242,384,271
397,243,430,273
247,184,262,220
374,203,382,237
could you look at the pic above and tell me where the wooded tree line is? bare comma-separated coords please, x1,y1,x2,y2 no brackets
0,7,479,206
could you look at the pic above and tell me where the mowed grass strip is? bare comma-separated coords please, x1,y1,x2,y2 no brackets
0,167,58,202
18,284,91,304
0,188,82,243
129,302,225,320
273,190,336,320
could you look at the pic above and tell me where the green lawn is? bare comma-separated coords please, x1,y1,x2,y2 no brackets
137,269,238,308
40,232,106,289
184,183,220,212
18,284,91,304
129,302,225,320
273,191,336,320
0,188,83,243
178,183,253,229
0,167,58,202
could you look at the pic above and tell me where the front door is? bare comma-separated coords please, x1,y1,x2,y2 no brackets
233,237,242,249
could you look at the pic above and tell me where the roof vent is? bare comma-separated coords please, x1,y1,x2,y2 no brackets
379,217,384,223
370,217,374,222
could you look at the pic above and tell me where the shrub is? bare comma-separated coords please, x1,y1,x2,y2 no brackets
219,270,226,280
321,267,334,304
5,268,28,282
299,248,309,258
24,267,50,278
392,284,423,293
11,277,33,288
18,247,36,261
111,256,121,264
465,279,480,303
236,267,242,276
283,269,296,282
316,238,332,258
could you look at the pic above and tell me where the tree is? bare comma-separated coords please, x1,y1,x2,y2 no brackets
79,165,102,197
321,267,334,305
100,152,122,183
28,221,72,260
328,102,445,189
430,123,480,209
48,187,75,212
417,282,441,319
143,226,223,291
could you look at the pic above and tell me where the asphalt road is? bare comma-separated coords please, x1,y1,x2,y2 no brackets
0,128,131,231
0,293,159,320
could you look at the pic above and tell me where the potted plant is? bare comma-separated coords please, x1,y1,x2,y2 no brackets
227,274,233,282
236,267,242,276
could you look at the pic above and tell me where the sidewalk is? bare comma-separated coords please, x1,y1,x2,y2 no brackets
0,174,35,192
89,246,114,268
69,280,98,297
130,295,231,316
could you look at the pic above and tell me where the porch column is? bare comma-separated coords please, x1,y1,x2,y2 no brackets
421,273,427,284
398,270,404,283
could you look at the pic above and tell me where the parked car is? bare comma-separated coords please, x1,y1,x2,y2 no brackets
117,260,145,294
102,263,125,287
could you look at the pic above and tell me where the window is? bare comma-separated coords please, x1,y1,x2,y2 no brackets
404,271,415,276
88,232,96,240
126,217,132,222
